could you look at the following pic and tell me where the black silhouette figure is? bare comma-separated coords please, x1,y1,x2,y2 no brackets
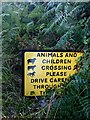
28,65,36,71
27,72,36,77
30,91,35,95
27,58,36,64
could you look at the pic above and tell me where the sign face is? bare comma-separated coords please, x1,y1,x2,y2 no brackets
23,51,83,96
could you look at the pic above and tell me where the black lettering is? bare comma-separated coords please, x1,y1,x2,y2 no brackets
50,78,53,82
46,72,49,76
65,53,77,57
45,85,49,89
46,66,50,70
41,66,45,70
73,65,78,70
41,85,44,89
46,72,67,76
37,53,41,57
31,79,34,83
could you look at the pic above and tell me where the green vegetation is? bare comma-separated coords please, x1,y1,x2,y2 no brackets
2,2,90,119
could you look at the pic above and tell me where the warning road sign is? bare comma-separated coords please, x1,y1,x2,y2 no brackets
23,51,83,96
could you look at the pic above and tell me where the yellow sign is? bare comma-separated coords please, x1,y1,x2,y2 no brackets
23,51,83,96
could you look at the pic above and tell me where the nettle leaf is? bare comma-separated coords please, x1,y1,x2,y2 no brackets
56,22,70,36
40,7,55,23
28,5,44,19
54,31,70,49
10,11,21,26
83,38,90,45
26,21,34,33
64,3,75,14
55,3,65,12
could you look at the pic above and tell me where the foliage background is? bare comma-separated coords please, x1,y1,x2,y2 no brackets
1,1,90,119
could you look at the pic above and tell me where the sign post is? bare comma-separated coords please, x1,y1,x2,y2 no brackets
23,51,83,96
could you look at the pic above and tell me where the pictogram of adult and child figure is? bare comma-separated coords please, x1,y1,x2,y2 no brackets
27,58,36,76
